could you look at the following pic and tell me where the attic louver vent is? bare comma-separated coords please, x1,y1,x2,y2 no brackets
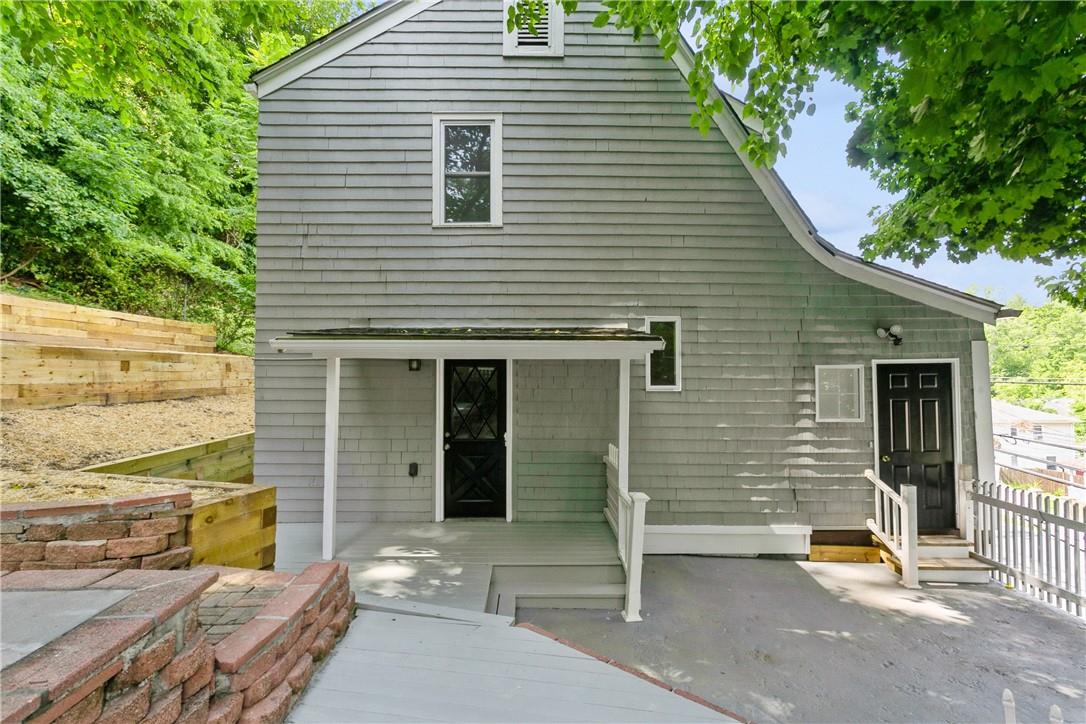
516,7,549,47
503,0,564,57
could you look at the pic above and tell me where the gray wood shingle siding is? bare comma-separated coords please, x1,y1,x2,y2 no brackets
255,0,983,527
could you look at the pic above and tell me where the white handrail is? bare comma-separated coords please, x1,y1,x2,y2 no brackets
603,444,649,622
865,469,919,589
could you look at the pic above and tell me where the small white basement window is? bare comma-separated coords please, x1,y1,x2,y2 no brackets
645,317,681,392
503,0,564,57
815,365,864,422
432,114,502,227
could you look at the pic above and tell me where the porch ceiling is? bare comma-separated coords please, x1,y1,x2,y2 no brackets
269,325,664,359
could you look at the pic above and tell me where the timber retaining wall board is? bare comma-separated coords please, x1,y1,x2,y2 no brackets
0,341,253,409
185,483,277,570
0,292,217,353
82,433,255,484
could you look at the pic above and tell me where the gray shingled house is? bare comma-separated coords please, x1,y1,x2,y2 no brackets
250,0,1009,616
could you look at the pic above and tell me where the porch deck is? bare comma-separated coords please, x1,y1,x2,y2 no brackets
275,519,624,614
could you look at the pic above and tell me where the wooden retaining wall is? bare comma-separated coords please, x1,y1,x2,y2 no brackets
82,433,255,484
185,482,277,569
0,342,253,409
0,292,217,352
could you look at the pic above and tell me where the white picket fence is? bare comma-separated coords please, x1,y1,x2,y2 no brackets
1002,688,1065,724
970,479,1086,618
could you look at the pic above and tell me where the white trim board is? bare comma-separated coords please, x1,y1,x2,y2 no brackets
870,358,964,519
644,524,811,556
249,0,441,98
269,337,661,360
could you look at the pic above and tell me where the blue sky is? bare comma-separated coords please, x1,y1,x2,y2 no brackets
759,77,1054,306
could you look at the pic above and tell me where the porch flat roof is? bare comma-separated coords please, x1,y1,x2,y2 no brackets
270,326,665,359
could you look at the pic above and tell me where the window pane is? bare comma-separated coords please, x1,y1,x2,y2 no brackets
444,125,490,173
649,320,676,387
818,367,860,420
445,177,491,223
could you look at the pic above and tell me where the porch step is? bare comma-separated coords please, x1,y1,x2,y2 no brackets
879,549,995,584
491,583,628,617
490,563,626,586
917,534,973,559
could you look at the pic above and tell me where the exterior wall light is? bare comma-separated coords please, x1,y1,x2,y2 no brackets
408,359,422,371
876,324,904,346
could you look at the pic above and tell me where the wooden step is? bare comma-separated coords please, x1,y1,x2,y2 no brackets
880,549,994,584
493,583,627,617
809,544,881,563
917,535,973,558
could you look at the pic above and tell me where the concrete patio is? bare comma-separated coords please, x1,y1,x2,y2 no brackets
520,557,1086,724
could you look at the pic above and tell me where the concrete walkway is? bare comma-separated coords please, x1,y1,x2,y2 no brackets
521,557,1086,724
288,597,729,723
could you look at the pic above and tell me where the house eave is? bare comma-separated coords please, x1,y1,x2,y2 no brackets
269,326,665,360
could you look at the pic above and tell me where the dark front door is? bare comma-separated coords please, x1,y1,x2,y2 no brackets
444,360,506,518
877,363,957,530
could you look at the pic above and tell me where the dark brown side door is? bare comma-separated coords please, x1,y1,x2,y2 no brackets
444,360,506,518
876,363,956,531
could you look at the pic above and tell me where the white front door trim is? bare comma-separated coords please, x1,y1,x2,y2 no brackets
871,358,964,521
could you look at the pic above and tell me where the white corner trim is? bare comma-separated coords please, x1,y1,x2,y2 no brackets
971,340,996,484
643,316,681,392
250,0,442,98
814,364,865,423
644,524,812,556
668,43,1001,326
432,113,503,228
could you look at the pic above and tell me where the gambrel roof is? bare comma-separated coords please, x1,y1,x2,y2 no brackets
249,0,1009,325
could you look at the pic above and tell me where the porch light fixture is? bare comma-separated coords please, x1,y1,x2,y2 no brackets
408,358,422,371
876,324,904,346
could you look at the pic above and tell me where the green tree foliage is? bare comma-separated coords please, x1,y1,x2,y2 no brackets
1,0,357,353
988,299,1086,437
516,1,1086,306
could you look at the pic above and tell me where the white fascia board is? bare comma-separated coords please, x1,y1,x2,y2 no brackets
669,44,1002,326
269,337,663,360
249,0,442,99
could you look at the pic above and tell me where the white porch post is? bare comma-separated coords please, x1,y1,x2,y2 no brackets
618,357,630,494
322,356,341,560
972,340,996,484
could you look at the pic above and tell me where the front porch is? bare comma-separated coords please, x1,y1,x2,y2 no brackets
275,519,625,616
269,325,664,621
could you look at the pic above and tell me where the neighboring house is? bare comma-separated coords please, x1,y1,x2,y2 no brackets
248,0,1012,566
991,399,1084,492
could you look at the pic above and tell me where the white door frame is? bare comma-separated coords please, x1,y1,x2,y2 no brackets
871,358,963,519
434,358,513,523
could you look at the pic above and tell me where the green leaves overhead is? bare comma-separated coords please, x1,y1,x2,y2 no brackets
544,0,1085,306
0,0,357,353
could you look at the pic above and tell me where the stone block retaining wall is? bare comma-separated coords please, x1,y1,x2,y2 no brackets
0,492,193,572
206,562,354,724
0,562,354,724
0,568,217,724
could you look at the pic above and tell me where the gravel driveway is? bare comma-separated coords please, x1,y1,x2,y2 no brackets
520,557,1086,723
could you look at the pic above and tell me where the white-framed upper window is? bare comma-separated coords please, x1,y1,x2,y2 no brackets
1032,424,1044,441
503,0,564,58
815,365,864,422
645,316,681,392
432,114,502,227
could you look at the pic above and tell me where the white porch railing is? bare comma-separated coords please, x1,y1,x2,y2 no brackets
969,479,1086,618
865,469,920,589
604,443,649,622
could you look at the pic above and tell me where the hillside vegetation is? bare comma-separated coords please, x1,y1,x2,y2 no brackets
989,299,1086,438
0,1,357,354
